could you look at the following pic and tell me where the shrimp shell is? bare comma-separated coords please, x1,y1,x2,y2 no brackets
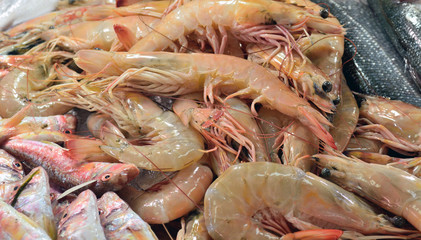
204,162,407,239
73,50,336,148
119,163,213,224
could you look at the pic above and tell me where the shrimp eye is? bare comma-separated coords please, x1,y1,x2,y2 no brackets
320,9,329,19
101,174,112,181
390,216,407,228
320,168,331,178
64,130,72,134
13,161,22,169
99,209,104,215
322,81,332,93
62,213,68,219
333,97,341,105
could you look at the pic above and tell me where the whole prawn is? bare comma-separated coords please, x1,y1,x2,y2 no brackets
73,50,336,148
0,52,74,118
315,153,421,232
50,90,205,172
129,0,344,53
357,95,421,153
40,15,160,52
204,162,409,239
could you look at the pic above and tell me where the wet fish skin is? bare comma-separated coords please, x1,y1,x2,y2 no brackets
2,139,139,194
0,200,51,240
368,0,421,78
12,167,56,239
98,192,158,240
0,149,24,184
311,0,421,107
57,190,106,240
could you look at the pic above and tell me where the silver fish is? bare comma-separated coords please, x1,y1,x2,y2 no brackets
57,189,106,240
368,0,421,80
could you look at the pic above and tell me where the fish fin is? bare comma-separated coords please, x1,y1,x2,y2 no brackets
57,180,96,200
66,138,119,162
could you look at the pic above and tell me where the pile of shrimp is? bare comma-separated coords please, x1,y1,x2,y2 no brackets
1,0,421,239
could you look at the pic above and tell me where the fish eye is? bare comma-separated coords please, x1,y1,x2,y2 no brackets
322,81,332,93
13,186,19,191
320,9,329,19
64,129,72,134
13,161,22,169
62,213,68,219
101,174,112,181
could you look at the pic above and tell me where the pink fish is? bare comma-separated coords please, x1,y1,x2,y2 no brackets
3,139,139,193
58,190,106,239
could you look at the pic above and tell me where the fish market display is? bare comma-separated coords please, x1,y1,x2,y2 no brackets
1,0,421,239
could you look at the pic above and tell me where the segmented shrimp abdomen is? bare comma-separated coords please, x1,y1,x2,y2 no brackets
205,162,398,239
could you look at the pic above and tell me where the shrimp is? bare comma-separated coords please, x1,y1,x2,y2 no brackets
40,15,160,52
86,112,117,138
0,52,74,118
297,34,344,103
257,107,293,163
6,1,167,37
247,43,335,113
345,137,384,153
356,95,421,153
345,151,421,178
176,212,212,240
282,121,318,172
97,192,158,240
314,153,421,232
173,94,268,174
329,78,358,152
256,107,317,171
65,90,205,171
73,50,336,148
129,0,344,53
204,162,409,239
119,163,213,224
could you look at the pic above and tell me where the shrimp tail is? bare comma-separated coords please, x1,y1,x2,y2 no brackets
297,106,336,149
113,24,137,51
281,229,343,240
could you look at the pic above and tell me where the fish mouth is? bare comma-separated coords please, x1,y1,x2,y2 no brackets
102,163,140,191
